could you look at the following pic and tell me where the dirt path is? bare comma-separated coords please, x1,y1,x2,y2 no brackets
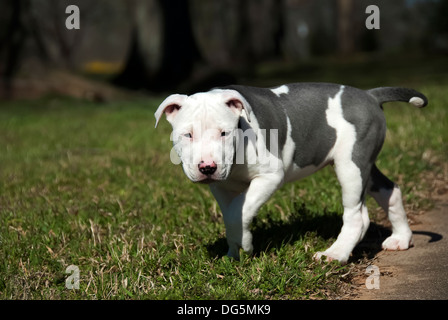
354,199,448,300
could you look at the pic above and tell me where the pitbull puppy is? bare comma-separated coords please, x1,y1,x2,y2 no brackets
154,83,427,264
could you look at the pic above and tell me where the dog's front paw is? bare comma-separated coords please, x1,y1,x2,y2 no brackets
313,250,349,265
382,234,413,251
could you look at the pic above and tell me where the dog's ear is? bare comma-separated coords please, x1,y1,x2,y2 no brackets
154,94,188,128
226,99,244,114
222,91,252,122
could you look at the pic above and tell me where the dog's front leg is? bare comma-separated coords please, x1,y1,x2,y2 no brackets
213,173,284,259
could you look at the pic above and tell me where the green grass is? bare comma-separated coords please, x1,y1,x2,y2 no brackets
0,58,447,300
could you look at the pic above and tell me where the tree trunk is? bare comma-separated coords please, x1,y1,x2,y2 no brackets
114,0,201,92
337,0,354,55
0,0,29,98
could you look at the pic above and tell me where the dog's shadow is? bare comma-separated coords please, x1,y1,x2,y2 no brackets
205,204,428,261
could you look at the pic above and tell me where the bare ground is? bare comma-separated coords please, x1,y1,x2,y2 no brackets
350,166,448,300
353,200,448,300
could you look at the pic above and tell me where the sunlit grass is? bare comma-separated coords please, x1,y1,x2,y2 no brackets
0,61,446,299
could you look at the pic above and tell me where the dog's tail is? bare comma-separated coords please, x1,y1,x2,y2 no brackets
368,87,428,108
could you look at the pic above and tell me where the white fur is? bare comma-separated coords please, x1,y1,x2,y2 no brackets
314,86,368,263
368,185,413,250
161,91,241,182
409,97,425,108
325,86,362,207
210,109,285,258
271,85,289,97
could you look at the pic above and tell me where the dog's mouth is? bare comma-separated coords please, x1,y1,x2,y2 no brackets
196,177,216,184
193,173,228,184
183,164,232,184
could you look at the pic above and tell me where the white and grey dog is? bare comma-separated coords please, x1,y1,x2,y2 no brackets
154,83,427,264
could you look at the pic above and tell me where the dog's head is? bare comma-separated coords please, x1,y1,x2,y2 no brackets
155,89,252,183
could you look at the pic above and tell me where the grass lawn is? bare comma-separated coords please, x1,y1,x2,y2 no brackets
0,57,446,299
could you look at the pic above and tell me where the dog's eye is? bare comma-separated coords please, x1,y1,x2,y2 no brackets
183,133,192,139
221,131,230,137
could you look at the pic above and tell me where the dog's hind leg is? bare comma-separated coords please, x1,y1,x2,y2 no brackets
367,165,413,250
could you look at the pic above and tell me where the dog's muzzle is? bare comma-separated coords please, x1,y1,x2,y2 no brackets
198,161,217,176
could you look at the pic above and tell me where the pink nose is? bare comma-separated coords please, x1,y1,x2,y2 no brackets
198,161,217,176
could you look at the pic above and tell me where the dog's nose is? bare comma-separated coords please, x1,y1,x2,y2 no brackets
198,161,217,175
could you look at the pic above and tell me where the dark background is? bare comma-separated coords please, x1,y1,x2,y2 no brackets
0,0,447,100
